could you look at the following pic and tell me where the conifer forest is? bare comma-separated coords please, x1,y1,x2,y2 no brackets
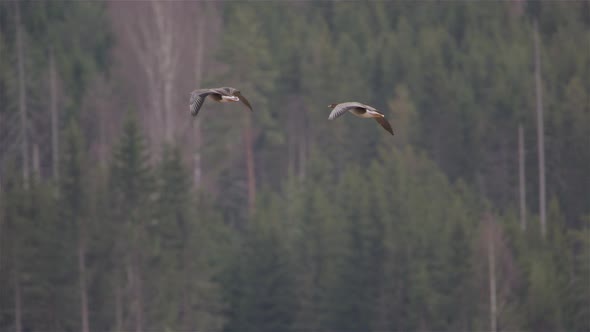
0,1,589,331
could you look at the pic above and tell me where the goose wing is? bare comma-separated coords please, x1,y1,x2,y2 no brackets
375,116,394,135
328,102,367,120
234,92,253,111
189,89,217,116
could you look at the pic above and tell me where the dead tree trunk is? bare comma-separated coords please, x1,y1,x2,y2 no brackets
78,221,90,332
15,2,29,190
49,50,59,182
533,20,546,238
518,124,526,231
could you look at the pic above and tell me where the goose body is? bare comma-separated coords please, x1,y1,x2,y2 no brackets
328,102,394,135
189,87,253,117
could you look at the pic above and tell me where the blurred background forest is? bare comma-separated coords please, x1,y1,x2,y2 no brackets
0,1,589,331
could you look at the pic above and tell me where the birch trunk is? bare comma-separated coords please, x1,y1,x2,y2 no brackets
533,20,547,238
518,124,526,231
15,2,29,190
50,50,59,182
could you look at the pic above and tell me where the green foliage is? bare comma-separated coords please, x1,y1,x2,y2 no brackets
1,2,588,331
222,203,296,332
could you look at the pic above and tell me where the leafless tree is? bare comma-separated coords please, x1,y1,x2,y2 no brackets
478,213,521,331
108,1,211,152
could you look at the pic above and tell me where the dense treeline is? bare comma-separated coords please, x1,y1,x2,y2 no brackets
0,1,588,331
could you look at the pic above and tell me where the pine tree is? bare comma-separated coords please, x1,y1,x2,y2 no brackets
109,111,152,332
222,197,296,332
59,119,90,332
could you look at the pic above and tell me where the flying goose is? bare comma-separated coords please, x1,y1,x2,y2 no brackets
189,87,253,117
328,102,394,135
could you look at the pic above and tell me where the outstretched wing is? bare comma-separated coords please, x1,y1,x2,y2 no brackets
235,92,253,111
189,89,215,116
374,117,394,136
328,102,366,120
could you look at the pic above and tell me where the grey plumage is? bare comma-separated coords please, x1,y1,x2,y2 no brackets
328,102,374,120
189,87,253,117
328,101,394,136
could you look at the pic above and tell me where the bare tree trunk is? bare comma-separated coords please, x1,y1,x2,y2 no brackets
244,115,256,215
50,50,59,182
518,124,527,231
151,1,178,144
533,20,546,238
78,222,90,332
15,2,29,190
488,217,497,332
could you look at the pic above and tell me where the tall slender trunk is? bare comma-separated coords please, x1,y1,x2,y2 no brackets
78,221,90,332
244,115,256,214
15,2,29,190
50,50,59,182
488,219,497,332
533,20,546,238
518,124,527,231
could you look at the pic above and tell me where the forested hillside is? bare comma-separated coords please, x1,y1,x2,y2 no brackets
0,1,588,331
